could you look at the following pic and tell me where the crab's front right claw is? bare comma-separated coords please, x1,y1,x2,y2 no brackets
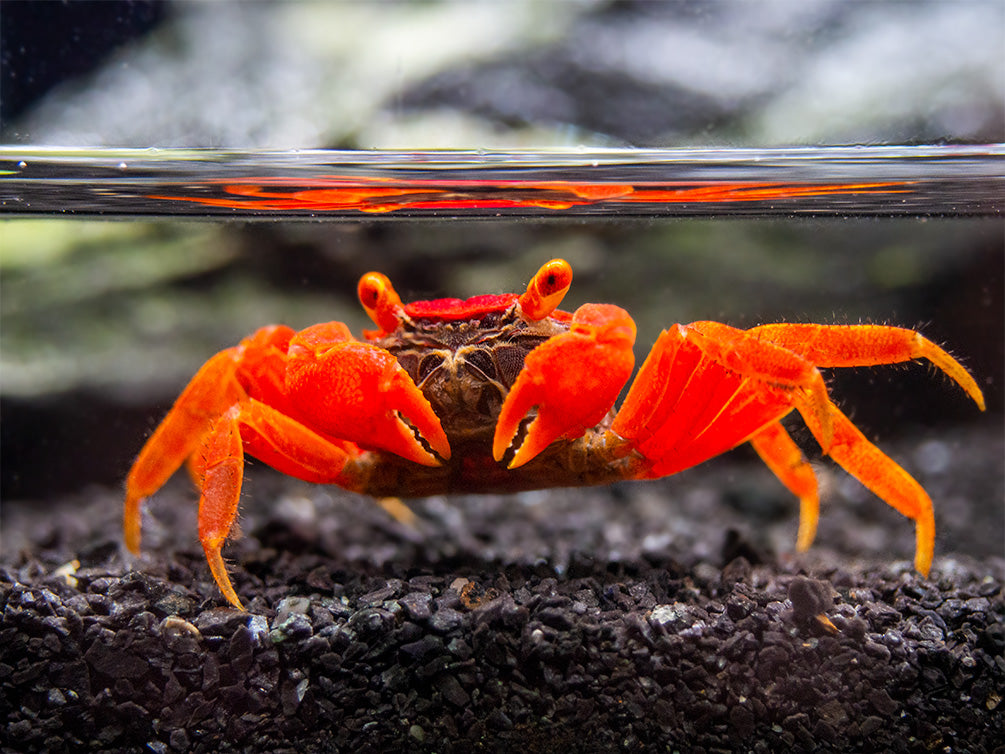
493,304,636,468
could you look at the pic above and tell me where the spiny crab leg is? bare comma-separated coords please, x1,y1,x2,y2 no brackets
804,400,939,575
747,323,985,410
748,421,820,552
124,344,259,555
195,399,368,610
747,323,985,574
610,321,984,576
192,332,454,611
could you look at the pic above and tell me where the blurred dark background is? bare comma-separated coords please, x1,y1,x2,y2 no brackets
1,1,167,126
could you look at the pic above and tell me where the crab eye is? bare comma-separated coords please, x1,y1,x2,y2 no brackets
357,273,385,310
357,272,403,332
518,258,573,321
538,259,573,297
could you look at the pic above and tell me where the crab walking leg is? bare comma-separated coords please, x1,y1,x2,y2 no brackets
798,400,938,576
124,348,250,554
125,325,298,553
748,421,820,552
748,324,985,411
196,399,370,610
612,321,981,575
127,321,450,554
744,323,983,573
746,324,983,570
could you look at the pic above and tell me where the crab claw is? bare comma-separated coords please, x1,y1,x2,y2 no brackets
288,324,450,465
493,303,636,468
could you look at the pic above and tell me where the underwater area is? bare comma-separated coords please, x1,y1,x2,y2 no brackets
2,2,1003,752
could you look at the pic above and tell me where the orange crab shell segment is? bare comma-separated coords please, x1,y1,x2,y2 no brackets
404,293,519,320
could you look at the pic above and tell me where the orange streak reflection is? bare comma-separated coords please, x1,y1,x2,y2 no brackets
148,178,910,213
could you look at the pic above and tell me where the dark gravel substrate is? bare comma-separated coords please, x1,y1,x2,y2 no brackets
2,425,1002,753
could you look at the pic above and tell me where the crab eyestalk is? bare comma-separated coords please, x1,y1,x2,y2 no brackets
518,258,573,321
358,272,404,333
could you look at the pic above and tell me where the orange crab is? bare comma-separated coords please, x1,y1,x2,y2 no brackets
124,259,985,609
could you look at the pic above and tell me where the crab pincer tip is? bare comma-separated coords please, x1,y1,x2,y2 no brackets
419,421,451,463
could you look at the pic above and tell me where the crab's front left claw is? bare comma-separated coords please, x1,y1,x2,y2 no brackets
287,324,450,466
493,304,636,467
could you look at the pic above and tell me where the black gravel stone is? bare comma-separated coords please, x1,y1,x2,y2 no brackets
788,576,835,622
